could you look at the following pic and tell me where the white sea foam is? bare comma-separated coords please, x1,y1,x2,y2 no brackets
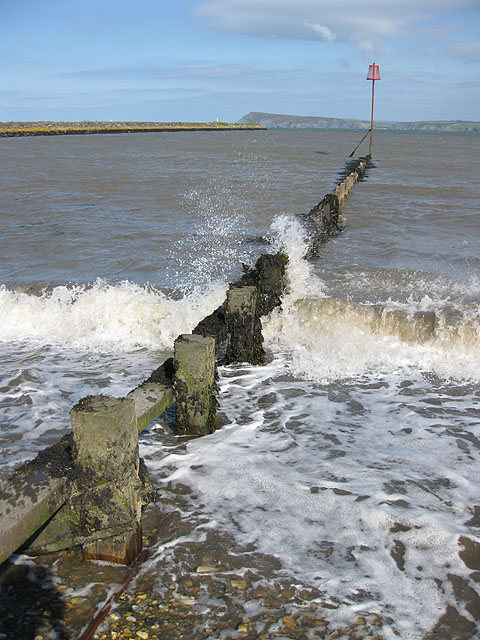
0,278,226,475
142,360,480,638
139,212,479,635
0,279,226,351
265,215,480,383
270,213,326,299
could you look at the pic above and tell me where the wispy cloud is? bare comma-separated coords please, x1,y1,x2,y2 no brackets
305,22,337,42
61,64,254,80
448,40,480,62
193,0,479,54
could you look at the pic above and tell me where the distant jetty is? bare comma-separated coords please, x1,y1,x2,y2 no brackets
0,121,265,138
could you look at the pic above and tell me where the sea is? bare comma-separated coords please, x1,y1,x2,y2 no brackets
1,128,480,639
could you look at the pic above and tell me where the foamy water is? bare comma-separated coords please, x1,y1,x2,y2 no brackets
1,129,480,637
142,361,479,638
139,215,480,638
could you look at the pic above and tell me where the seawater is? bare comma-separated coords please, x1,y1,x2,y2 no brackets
1,129,480,638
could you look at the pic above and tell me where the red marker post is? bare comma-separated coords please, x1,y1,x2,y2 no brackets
366,63,381,157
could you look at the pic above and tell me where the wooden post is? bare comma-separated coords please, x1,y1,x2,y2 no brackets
335,182,345,206
71,396,139,485
69,396,143,564
173,334,217,436
224,286,265,365
0,370,176,564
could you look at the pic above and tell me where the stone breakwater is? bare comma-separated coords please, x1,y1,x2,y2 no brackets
0,122,265,137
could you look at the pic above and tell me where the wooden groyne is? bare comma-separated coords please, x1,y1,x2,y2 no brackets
0,253,288,566
301,156,369,258
0,157,365,567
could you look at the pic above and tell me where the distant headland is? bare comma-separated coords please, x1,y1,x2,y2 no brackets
0,121,265,137
239,112,480,133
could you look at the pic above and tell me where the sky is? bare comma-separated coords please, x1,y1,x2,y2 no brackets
1,0,479,123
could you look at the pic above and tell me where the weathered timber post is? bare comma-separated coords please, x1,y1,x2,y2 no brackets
224,286,266,365
28,395,146,564
70,396,143,564
233,252,289,317
174,334,217,436
335,182,346,206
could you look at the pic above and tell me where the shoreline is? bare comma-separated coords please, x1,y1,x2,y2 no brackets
0,121,264,138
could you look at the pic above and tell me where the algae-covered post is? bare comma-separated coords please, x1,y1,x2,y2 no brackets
71,396,144,564
224,286,265,365
28,395,148,565
173,334,217,436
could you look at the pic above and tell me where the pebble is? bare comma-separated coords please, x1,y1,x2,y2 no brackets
136,632,149,639
195,565,217,574
283,615,296,629
231,579,247,589
177,595,196,604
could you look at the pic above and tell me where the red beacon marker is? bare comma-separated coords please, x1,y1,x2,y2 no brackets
366,63,381,157
367,63,381,81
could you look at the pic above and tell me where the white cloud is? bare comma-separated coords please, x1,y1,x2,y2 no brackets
193,0,479,53
305,22,337,41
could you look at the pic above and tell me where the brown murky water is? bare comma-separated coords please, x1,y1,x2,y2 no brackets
1,129,480,639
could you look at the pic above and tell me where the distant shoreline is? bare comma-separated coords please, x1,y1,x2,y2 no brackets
239,112,480,134
0,121,265,138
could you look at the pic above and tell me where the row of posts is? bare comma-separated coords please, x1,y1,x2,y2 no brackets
334,162,364,207
25,255,288,565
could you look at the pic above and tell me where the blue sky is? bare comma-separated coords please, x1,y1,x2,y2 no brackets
1,0,479,122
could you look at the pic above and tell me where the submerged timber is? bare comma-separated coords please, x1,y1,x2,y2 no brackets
0,121,265,137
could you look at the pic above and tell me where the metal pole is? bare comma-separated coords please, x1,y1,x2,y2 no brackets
369,79,375,157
